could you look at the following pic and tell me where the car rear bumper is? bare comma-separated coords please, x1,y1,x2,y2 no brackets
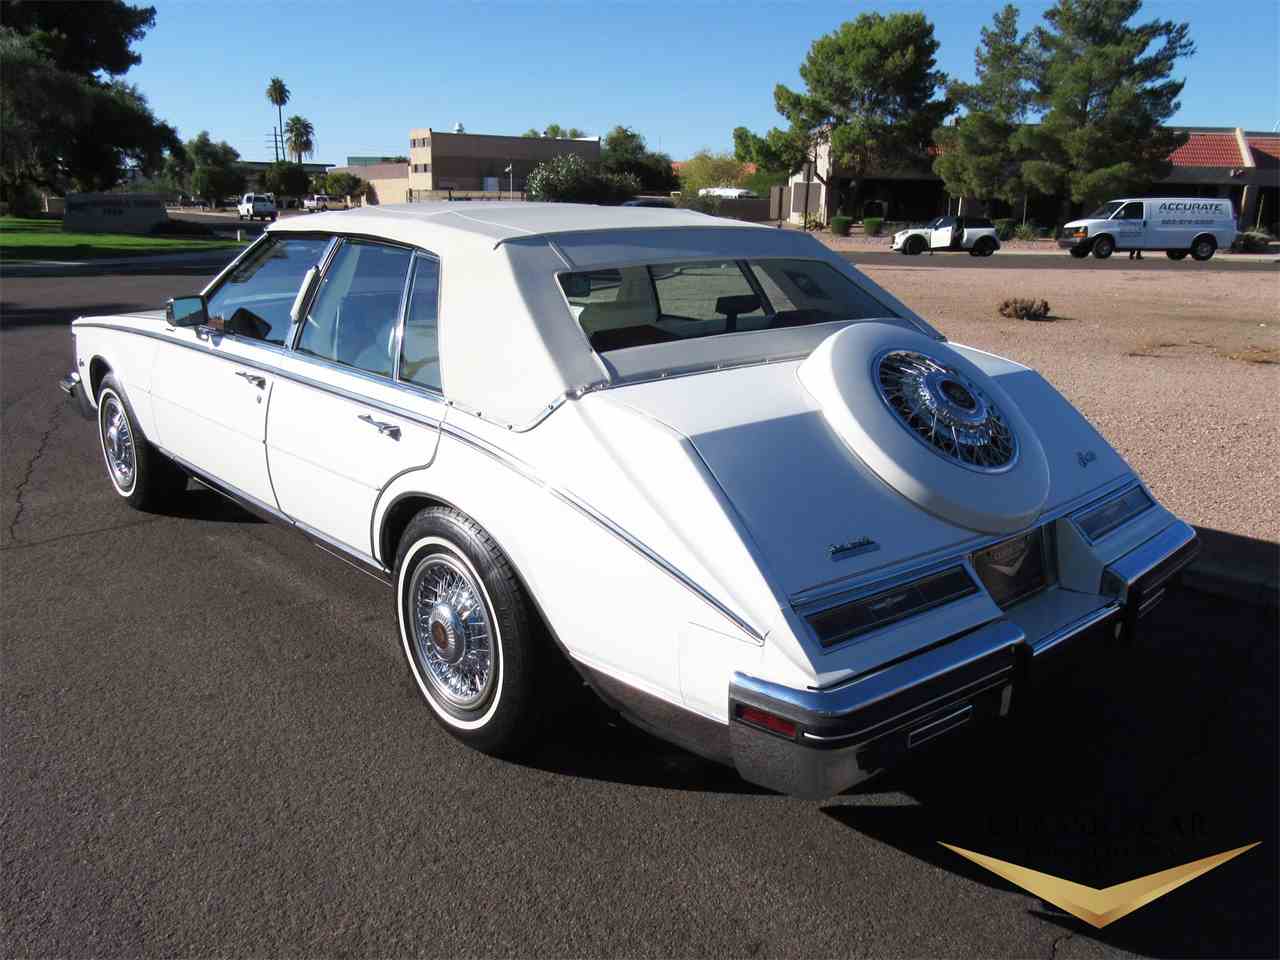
728,520,1199,799
58,370,95,419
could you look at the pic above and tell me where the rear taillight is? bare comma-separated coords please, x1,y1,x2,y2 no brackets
736,705,797,739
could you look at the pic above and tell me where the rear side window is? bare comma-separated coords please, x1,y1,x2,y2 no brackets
297,240,412,377
399,255,442,391
205,235,330,344
559,257,900,353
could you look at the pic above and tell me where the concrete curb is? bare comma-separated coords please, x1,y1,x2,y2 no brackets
1,248,241,277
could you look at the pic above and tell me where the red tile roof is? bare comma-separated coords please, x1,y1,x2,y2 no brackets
1246,136,1280,164
1168,132,1242,167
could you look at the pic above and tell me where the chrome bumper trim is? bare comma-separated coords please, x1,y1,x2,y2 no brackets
1029,602,1122,657
1102,520,1199,601
58,370,94,419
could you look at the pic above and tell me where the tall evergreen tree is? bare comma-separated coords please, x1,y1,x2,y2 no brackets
933,5,1032,206
735,12,951,214
1016,0,1193,209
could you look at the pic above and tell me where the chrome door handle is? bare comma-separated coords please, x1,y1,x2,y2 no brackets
235,371,266,388
358,413,401,440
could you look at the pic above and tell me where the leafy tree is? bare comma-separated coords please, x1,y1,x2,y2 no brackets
1016,0,1193,209
284,115,315,164
524,124,588,138
521,128,541,138
266,77,290,161
736,12,951,213
676,151,748,197
933,5,1032,206
600,125,677,193
260,161,309,201
526,154,639,203
0,0,156,77
0,2,181,197
185,131,244,205
323,171,365,199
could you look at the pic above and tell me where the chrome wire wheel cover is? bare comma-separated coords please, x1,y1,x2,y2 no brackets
101,395,136,491
875,350,1018,472
410,554,495,709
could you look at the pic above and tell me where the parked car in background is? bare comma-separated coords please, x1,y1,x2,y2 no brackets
237,193,277,222
893,216,1000,256
1059,197,1237,261
621,197,674,208
59,203,1198,799
697,187,758,199
303,194,332,212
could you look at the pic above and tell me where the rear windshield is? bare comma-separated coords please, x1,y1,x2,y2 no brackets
558,258,900,353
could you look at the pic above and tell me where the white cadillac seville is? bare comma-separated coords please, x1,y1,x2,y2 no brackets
60,203,1198,799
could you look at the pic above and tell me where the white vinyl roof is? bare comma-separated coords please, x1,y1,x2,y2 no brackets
268,203,932,429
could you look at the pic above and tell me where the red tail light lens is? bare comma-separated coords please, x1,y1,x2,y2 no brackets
737,705,798,738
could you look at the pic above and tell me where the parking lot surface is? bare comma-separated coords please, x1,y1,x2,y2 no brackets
2,266,1276,957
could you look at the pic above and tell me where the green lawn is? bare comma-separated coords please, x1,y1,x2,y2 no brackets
0,216,245,262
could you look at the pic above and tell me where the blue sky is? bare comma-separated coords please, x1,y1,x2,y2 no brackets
129,0,1279,166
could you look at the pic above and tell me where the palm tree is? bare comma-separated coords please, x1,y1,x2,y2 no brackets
284,115,315,165
265,77,290,162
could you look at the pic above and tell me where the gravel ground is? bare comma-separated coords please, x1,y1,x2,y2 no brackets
859,261,1280,543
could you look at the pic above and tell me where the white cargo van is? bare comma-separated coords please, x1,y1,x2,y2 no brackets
1059,198,1236,261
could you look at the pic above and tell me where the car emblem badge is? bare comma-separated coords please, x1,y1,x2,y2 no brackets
829,537,879,562
1078,449,1097,467
985,536,1031,577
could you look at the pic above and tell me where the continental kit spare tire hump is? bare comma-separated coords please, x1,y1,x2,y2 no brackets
798,323,1050,535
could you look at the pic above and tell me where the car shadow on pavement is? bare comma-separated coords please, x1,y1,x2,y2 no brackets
157,486,267,524
823,581,1278,957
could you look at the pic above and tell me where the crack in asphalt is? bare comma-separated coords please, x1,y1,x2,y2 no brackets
0,516,158,552
6,402,65,544
1050,932,1075,958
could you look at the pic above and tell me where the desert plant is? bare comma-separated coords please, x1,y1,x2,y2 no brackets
802,213,824,231
862,216,883,236
830,215,853,236
1013,222,1040,241
992,218,1015,240
1232,230,1273,253
998,297,1051,321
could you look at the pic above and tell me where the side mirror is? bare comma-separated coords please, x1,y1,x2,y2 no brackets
166,295,208,327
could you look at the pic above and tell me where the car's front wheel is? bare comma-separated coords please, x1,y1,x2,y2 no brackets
96,374,185,510
1092,235,1115,259
395,506,541,756
905,235,925,256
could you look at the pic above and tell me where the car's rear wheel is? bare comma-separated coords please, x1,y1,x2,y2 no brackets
395,506,541,756
972,237,996,257
96,374,185,510
1191,235,1216,261
1091,235,1115,259
1166,250,1188,261
905,235,926,256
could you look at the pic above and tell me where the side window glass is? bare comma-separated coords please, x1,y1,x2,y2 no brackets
1119,202,1144,220
204,235,330,344
297,240,412,377
399,256,442,391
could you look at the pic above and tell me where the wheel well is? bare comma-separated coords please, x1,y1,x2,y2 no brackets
379,493,449,571
1192,232,1217,247
88,357,111,400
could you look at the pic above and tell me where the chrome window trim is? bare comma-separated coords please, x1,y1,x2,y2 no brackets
77,318,760,641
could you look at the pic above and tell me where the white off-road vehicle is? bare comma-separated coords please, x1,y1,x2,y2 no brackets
237,194,277,222
892,215,1000,257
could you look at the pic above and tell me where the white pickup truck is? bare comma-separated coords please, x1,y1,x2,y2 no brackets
1059,198,1237,261
303,194,331,212
237,194,277,222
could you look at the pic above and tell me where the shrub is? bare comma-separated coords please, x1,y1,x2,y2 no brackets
830,215,853,236
862,216,883,237
7,185,42,217
998,297,1051,321
674,191,721,214
526,154,640,204
992,218,1015,240
1013,222,1040,241
1232,230,1274,253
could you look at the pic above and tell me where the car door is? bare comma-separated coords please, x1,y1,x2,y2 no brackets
930,216,956,250
267,241,445,564
149,234,332,509
1114,201,1145,248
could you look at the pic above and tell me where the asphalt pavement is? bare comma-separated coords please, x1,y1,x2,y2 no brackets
2,267,1276,957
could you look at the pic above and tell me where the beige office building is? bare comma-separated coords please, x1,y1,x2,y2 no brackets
408,128,600,193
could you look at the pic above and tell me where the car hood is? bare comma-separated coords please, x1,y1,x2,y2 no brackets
603,336,1131,599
